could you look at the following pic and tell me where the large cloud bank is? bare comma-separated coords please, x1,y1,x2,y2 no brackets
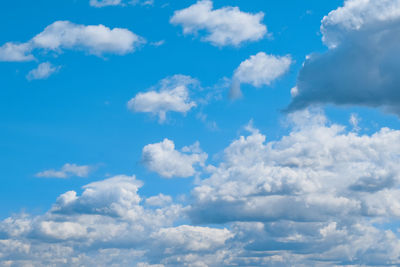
2,110,400,266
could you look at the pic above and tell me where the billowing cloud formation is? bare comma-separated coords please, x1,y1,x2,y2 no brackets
231,52,292,98
35,163,91,178
127,75,198,123
0,175,232,266
145,193,172,207
188,109,400,265
0,21,144,62
170,0,267,46
26,62,60,80
142,139,207,178
288,0,400,115
90,0,153,7
3,111,400,265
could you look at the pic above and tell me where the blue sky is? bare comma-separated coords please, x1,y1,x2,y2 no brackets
2,0,400,266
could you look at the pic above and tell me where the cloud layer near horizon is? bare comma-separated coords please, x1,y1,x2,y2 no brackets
3,110,400,266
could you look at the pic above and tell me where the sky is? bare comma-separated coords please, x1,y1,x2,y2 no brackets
2,0,400,266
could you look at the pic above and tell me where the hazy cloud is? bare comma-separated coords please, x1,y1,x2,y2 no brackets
231,52,292,98
26,62,60,80
35,163,91,178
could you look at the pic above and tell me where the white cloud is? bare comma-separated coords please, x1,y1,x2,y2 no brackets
321,0,400,48
150,40,165,47
231,52,292,98
145,194,172,207
349,113,361,132
0,21,144,62
90,0,123,7
90,0,154,7
190,109,400,224
32,21,143,56
3,111,400,265
52,175,144,216
0,42,34,62
142,139,207,178
26,62,60,80
127,75,198,123
184,109,400,265
170,0,267,46
0,175,233,266
288,0,400,115
35,163,91,178
151,225,233,252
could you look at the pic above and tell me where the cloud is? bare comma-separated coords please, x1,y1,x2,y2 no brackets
0,43,34,62
142,139,207,178
32,21,143,55
35,163,91,178
231,52,292,98
170,0,267,46
0,21,144,62
287,0,400,115
0,175,232,266
145,194,172,207
4,111,400,265
26,62,60,80
90,0,123,7
190,109,400,223
52,175,144,216
89,0,153,7
349,113,361,132
127,75,198,123
185,109,400,264
151,225,233,253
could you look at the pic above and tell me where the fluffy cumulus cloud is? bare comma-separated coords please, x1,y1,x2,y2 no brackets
231,52,292,98
26,62,60,80
142,139,207,178
35,163,91,178
170,0,267,46
145,193,172,207
90,0,154,7
3,110,400,265
288,0,400,115
0,21,144,62
32,21,143,55
127,75,198,123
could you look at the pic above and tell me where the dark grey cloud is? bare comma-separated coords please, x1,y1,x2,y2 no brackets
287,0,400,115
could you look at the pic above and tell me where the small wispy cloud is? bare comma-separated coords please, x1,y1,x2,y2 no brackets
26,62,60,81
35,163,91,178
